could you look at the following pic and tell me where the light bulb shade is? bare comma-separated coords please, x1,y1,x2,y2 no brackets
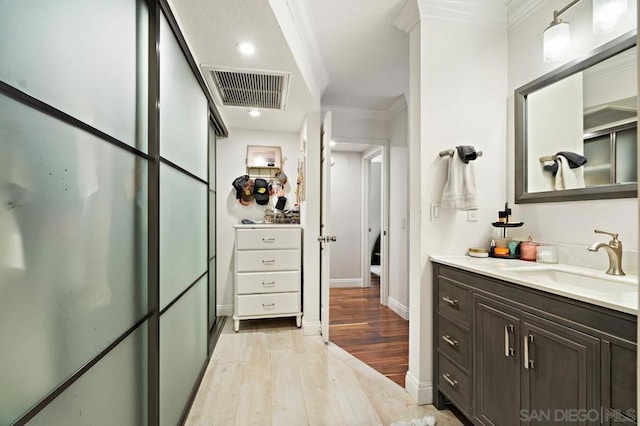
593,0,628,34
543,21,571,62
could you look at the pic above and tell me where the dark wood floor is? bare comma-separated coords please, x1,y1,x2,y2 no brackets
329,274,409,387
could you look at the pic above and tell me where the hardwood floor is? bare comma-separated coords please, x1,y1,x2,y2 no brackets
186,318,462,425
329,274,409,387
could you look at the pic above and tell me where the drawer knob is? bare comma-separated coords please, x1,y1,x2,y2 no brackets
262,259,276,265
442,296,459,307
442,373,459,388
262,303,276,311
442,335,459,348
262,281,276,288
262,237,276,243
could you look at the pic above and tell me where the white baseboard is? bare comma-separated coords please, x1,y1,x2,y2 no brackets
216,304,234,317
330,278,363,288
302,320,322,336
387,297,409,320
405,371,433,405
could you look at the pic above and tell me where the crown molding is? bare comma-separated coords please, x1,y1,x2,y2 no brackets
420,0,508,28
395,0,509,32
393,0,420,33
507,0,547,30
325,105,389,121
326,97,408,121
386,95,408,119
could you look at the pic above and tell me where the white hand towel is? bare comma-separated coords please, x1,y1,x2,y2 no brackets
555,155,585,190
441,150,477,210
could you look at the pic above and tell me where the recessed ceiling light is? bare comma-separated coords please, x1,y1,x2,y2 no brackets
249,109,261,117
330,140,336,147
237,42,255,56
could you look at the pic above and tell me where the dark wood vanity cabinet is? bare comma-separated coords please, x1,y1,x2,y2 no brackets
433,263,637,426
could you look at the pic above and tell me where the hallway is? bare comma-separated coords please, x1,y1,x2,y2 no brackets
329,275,409,387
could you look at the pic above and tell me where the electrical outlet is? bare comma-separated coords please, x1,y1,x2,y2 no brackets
467,210,478,222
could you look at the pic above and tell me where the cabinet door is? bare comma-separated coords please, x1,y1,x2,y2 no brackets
521,316,600,426
474,296,521,426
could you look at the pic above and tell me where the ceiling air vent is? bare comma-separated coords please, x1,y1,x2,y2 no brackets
207,67,290,110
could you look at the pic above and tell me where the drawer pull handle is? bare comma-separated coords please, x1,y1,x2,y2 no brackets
262,237,276,243
442,373,458,388
262,303,276,310
262,281,276,288
262,259,276,265
442,296,458,307
442,335,458,348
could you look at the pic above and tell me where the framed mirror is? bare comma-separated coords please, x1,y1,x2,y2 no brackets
515,30,637,203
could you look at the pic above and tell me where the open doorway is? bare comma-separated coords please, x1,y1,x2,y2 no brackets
327,140,409,387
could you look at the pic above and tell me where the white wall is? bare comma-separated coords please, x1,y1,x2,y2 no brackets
329,151,363,285
215,129,301,315
508,0,638,255
405,13,508,404
388,106,409,318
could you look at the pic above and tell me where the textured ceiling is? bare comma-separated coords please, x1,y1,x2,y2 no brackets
168,0,318,132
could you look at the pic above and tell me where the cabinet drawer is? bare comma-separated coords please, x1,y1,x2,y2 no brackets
438,314,471,370
438,354,471,412
236,271,300,294
236,228,300,250
236,250,300,272
236,293,300,317
438,278,471,327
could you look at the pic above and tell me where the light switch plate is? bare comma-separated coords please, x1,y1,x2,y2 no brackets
431,202,440,221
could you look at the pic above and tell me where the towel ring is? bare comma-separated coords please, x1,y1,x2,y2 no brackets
438,149,483,158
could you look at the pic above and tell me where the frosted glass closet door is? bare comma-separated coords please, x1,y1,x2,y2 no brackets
159,164,207,309
29,324,148,426
0,0,148,151
0,94,148,424
160,277,207,426
159,14,208,179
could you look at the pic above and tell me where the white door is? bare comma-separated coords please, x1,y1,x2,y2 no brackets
319,112,333,342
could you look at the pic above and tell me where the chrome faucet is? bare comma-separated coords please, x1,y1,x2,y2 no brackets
587,230,625,276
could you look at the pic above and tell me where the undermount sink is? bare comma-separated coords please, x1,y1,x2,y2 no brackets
499,265,637,300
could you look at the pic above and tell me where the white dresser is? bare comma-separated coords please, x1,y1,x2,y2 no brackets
233,224,302,332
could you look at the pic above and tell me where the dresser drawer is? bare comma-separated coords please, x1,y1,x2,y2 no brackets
438,278,471,327
438,354,471,413
236,228,300,250
438,314,471,370
236,250,300,272
236,293,300,317
236,271,300,294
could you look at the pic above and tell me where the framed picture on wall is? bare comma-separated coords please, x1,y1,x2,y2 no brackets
246,145,282,169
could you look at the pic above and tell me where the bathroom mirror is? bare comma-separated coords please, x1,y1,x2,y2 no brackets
515,30,638,203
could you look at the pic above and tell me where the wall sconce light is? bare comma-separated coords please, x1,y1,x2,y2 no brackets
543,0,629,62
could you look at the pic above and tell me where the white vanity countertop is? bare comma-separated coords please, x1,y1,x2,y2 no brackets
430,255,638,315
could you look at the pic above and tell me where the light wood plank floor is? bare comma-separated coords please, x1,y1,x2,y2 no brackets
186,318,463,426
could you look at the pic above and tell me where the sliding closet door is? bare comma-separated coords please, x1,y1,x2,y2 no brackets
0,1,149,424
157,13,208,426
